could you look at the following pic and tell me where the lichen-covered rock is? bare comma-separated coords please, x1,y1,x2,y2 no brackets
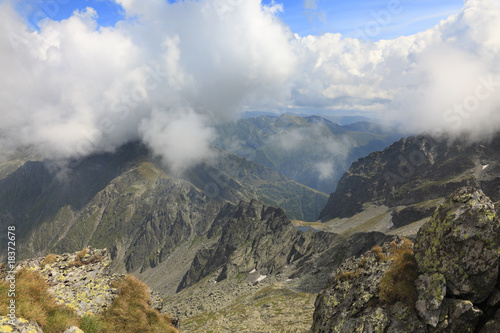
311,187,500,333
415,273,446,327
63,327,84,333
0,316,43,333
310,236,424,332
414,187,500,303
148,289,164,311
480,309,500,333
16,248,123,316
431,299,482,333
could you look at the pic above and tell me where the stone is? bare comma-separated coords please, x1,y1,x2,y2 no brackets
16,248,124,316
63,327,84,333
440,299,482,333
0,316,43,333
480,309,500,333
310,237,407,332
415,273,446,327
486,287,500,307
414,187,500,303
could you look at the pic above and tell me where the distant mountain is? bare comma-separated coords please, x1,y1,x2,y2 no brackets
0,142,327,266
213,114,402,194
318,132,500,235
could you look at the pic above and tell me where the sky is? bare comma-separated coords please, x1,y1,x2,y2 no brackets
15,0,464,39
1,0,500,174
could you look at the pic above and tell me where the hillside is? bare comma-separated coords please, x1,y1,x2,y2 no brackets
213,114,402,194
0,142,392,331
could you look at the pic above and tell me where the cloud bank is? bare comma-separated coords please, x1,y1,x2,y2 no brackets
0,0,499,172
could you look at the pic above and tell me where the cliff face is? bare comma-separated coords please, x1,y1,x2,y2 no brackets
311,187,500,332
319,133,500,222
162,198,392,327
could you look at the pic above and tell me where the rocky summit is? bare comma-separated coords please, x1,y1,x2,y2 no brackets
311,187,500,332
14,247,126,317
1,247,175,333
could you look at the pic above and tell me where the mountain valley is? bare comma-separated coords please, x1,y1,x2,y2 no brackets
2,116,500,332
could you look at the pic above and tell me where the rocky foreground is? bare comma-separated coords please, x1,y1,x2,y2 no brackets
312,187,500,332
0,247,176,333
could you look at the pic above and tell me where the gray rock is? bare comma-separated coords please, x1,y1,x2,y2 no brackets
415,273,446,327
432,299,482,333
479,309,500,333
414,187,500,303
0,316,43,333
310,237,410,332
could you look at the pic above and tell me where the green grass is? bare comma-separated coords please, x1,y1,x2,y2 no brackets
344,212,388,235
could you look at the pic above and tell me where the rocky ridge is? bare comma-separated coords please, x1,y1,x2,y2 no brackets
311,187,500,332
318,133,500,232
162,199,392,331
15,247,127,316
1,247,172,333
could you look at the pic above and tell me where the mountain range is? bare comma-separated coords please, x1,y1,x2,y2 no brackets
2,114,500,332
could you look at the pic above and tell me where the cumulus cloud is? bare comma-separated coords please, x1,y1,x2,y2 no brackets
0,0,295,171
0,0,500,172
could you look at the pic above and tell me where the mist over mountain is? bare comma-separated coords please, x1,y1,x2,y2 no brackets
213,114,402,193
2,0,500,331
1,0,499,174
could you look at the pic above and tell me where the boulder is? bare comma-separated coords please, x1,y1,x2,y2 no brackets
415,273,446,327
414,187,500,303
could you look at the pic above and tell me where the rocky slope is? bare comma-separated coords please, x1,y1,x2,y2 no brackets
159,199,392,331
1,247,176,333
318,132,500,234
312,187,500,332
0,141,325,264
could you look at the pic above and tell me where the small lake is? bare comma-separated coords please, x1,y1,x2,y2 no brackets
295,226,320,232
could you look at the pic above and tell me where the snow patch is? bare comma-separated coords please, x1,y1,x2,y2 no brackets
256,275,267,282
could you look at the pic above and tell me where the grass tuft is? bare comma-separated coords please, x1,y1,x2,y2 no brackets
100,275,178,333
0,269,80,332
372,245,387,261
41,254,57,267
378,238,419,308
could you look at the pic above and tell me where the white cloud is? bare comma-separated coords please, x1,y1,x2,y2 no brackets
0,0,295,171
0,0,499,172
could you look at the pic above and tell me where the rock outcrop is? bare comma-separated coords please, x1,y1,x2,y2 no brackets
178,200,392,294
16,247,125,316
2,247,173,333
414,186,500,303
312,187,500,332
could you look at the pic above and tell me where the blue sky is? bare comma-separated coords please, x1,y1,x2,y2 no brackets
16,0,464,40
